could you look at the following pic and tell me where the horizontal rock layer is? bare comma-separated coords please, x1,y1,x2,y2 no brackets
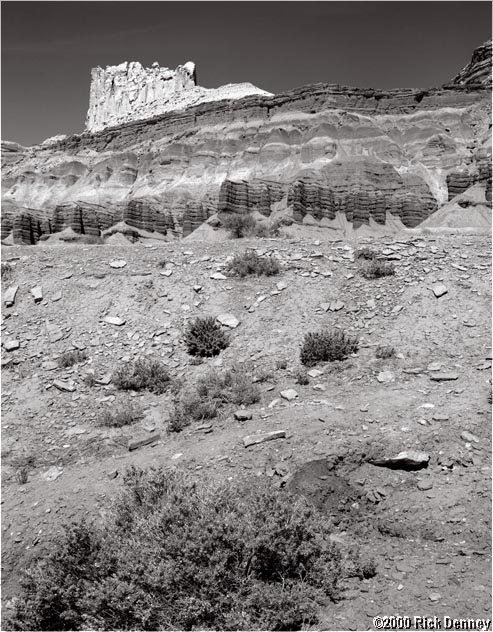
449,39,492,88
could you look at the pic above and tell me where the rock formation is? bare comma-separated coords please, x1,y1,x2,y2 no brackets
2,41,491,244
449,39,492,87
86,60,272,132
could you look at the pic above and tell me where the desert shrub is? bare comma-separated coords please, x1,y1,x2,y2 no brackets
359,260,395,279
184,316,230,357
157,259,167,268
16,467,29,485
253,366,274,383
375,345,395,359
79,234,105,245
112,358,171,394
222,213,257,238
354,247,377,261
168,391,219,433
276,359,288,370
8,467,342,631
57,349,88,368
253,219,282,238
300,330,359,366
83,373,97,387
294,367,310,385
98,402,143,428
227,250,281,277
1,262,13,284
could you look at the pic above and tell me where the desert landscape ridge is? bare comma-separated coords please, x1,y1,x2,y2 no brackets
1,16,492,632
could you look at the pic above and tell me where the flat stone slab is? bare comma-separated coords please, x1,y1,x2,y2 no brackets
128,432,161,451
432,283,448,298
46,320,64,343
31,286,43,303
109,259,127,268
461,430,479,443
42,466,63,482
280,389,298,401
234,410,253,421
4,285,19,307
243,430,286,448
330,300,345,311
210,272,227,280
103,316,126,326
377,370,395,383
216,313,240,328
3,339,20,351
53,379,76,392
430,372,459,381
370,450,430,470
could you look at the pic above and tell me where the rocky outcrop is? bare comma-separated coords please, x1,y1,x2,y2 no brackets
86,60,272,132
2,42,491,243
449,39,492,88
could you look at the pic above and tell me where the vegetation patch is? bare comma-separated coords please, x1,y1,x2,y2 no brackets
359,260,395,279
98,402,144,428
8,467,343,631
184,316,230,357
300,330,359,366
58,349,88,368
112,358,172,394
1,262,14,284
294,367,310,385
354,247,377,261
227,250,281,277
375,345,395,359
222,213,257,238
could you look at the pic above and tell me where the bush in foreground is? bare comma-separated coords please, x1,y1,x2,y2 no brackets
112,358,171,394
359,259,395,279
222,213,257,238
227,250,281,277
300,330,359,366
184,316,230,357
58,350,88,368
8,468,342,631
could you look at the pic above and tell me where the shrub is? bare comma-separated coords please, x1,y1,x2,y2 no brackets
294,367,309,385
222,213,256,238
57,349,88,368
184,316,230,357
375,345,395,359
1,262,13,284
300,330,359,366
354,247,377,261
276,359,288,370
227,250,281,277
360,260,395,279
98,402,143,427
8,467,342,631
16,467,29,485
83,373,97,387
253,219,282,238
79,234,105,245
112,358,171,394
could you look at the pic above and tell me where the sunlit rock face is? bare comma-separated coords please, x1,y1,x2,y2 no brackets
2,43,491,244
448,39,492,88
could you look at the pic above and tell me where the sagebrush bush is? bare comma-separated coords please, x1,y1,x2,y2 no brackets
57,349,88,368
227,250,281,277
1,262,14,284
222,213,257,238
294,367,310,385
184,316,230,357
354,247,377,261
98,402,143,428
112,358,171,394
360,259,395,279
300,330,359,366
8,467,342,631
253,219,282,238
375,345,395,359
276,359,288,370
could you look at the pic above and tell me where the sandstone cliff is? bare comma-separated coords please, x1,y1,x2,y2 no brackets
2,42,491,244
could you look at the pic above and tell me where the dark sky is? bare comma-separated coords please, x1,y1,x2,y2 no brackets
2,1,491,146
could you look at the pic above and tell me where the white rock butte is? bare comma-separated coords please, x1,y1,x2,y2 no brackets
86,60,273,132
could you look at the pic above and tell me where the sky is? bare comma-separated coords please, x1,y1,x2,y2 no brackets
2,1,491,146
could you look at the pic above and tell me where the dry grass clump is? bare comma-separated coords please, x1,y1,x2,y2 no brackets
1,262,14,284
98,402,144,428
184,316,230,357
276,358,288,370
294,367,310,385
375,345,395,359
112,358,172,394
300,330,359,366
227,250,281,277
354,247,377,261
359,259,395,279
58,349,88,368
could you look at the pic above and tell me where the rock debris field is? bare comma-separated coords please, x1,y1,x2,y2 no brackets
1,233,491,629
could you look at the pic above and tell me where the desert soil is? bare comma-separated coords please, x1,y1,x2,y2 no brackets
1,232,491,630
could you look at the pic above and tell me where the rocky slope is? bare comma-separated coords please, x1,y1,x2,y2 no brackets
1,41,491,244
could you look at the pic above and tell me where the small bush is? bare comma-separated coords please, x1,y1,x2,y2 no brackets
16,467,29,485
83,373,97,387
375,345,395,359
354,247,377,261
300,330,359,366
276,359,288,370
360,260,395,279
112,358,171,394
184,316,230,357
294,367,309,385
1,262,13,284
253,219,282,238
222,213,256,238
57,349,88,368
8,468,342,631
227,250,281,277
99,402,143,428
168,391,219,433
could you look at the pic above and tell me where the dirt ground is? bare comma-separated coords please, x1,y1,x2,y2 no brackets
1,232,491,630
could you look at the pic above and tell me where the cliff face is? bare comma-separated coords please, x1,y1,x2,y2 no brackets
2,42,491,244
449,39,492,88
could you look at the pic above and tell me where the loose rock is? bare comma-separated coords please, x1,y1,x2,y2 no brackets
243,430,286,447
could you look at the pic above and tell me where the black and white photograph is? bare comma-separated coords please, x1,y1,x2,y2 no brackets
1,1,492,630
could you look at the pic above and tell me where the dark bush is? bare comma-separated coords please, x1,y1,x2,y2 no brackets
58,349,88,368
98,402,143,427
8,468,342,631
375,345,395,359
227,250,281,277
1,262,14,283
300,330,359,366
294,367,309,385
276,359,288,370
112,358,172,394
222,213,257,238
184,317,230,357
360,260,395,279
354,247,377,261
